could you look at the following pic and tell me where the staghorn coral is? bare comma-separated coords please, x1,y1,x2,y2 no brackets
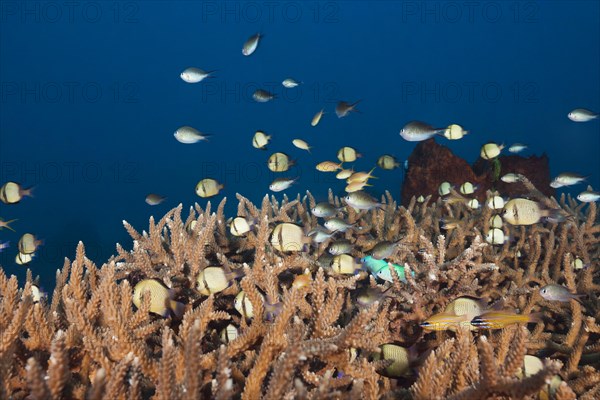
0,187,599,399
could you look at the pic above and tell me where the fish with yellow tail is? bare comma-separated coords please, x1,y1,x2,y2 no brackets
421,296,489,332
311,108,326,126
470,310,542,329
347,167,377,184
0,218,17,232
316,160,343,172
420,313,470,331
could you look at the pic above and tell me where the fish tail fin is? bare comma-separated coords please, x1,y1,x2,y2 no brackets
573,294,587,304
226,265,246,281
544,208,567,223
170,300,185,319
21,186,35,198
4,219,18,232
264,299,282,321
528,312,544,323
368,166,378,179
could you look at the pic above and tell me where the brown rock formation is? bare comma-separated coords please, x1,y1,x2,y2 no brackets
401,139,553,206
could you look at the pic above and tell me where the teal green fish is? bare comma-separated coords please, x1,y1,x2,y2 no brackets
360,255,413,283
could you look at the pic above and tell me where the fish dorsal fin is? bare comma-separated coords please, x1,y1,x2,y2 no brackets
488,297,506,311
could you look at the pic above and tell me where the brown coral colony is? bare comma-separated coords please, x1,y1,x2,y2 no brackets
1,173,600,399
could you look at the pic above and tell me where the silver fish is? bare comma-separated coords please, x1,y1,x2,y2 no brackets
324,218,355,232
335,100,361,118
508,143,527,153
577,186,600,202
180,67,216,83
269,177,297,192
312,202,341,218
307,226,334,243
540,284,585,303
253,89,276,103
145,194,166,205
568,108,598,122
242,33,262,56
550,172,587,188
328,239,353,255
500,173,525,183
399,121,446,142
174,126,210,144
282,78,301,88
368,241,399,260
343,191,383,211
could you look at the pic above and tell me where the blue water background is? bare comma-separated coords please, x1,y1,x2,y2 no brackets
0,1,598,291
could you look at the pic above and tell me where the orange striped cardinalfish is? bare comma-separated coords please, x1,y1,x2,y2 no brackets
470,311,542,329
419,313,470,332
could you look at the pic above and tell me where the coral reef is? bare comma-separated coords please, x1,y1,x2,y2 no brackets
402,139,553,206
1,185,599,399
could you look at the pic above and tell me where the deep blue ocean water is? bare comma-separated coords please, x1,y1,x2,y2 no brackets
0,1,598,291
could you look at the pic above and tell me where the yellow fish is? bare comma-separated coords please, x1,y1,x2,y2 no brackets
0,181,34,204
195,178,224,198
420,312,469,331
133,279,184,318
377,155,400,170
252,130,271,150
270,223,311,252
18,233,43,255
372,344,417,377
345,181,371,193
316,161,342,172
196,266,243,296
311,109,326,126
502,199,564,226
347,167,377,183
267,152,294,172
470,310,541,329
337,146,362,162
